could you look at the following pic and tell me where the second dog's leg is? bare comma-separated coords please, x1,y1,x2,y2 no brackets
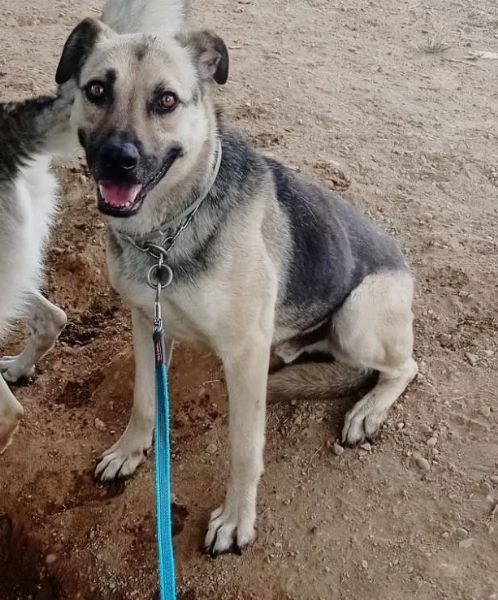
95,308,172,481
0,290,67,382
205,334,271,555
0,376,24,454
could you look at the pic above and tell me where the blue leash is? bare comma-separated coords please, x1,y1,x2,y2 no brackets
150,260,176,600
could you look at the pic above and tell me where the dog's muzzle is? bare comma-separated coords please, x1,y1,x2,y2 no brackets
87,133,181,218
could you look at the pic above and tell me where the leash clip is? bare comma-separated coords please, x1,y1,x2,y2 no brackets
147,255,174,329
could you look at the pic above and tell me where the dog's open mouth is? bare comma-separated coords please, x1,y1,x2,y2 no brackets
98,183,144,216
95,146,182,218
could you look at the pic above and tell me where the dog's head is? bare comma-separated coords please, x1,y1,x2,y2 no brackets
56,19,228,218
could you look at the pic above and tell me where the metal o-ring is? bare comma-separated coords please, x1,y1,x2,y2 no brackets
147,263,174,289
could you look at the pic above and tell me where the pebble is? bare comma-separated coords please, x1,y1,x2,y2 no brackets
94,418,107,432
361,560,368,569
465,352,478,366
490,475,498,485
441,531,449,539
459,538,474,549
359,442,372,452
483,349,495,358
426,436,438,448
481,406,492,418
45,554,57,565
413,452,431,472
333,441,344,456
205,442,218,455
397,422,405,430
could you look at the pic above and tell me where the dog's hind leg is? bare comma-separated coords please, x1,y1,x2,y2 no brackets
0,375,24,454
0,291,67,382
330,270,418,445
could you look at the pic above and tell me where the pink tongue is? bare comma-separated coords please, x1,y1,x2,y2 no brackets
99,183,142,207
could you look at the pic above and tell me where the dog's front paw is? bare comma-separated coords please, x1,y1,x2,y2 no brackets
342,398,386,445
204,504,256,556
0,356,35,383
94,428,152,482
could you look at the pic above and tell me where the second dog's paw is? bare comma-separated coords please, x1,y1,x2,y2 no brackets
204,504,256,556
0,356,35,383
94,432,151,482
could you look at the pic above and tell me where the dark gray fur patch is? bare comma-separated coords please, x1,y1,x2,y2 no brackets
0,95,60,181
265,157,406,319
135,42,148,61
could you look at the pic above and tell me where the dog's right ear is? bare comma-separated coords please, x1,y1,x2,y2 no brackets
180,30,229,85
55,18,111,85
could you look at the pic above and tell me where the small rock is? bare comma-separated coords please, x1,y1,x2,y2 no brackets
481,406,492,418
333,441,344,456
359,442,372,452
490,475,498,485
426,436,438,448
397,422,405,430
459,538,474,549
94,418,107,432
361,560,368,569
465,352,478,366
455,527,469,539
45,554,57,565
413,452,431,472
324,566,331,573
483,349,494,358
441,531,449,539
206,442,218,455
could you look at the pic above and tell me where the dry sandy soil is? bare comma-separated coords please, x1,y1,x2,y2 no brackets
0,0,497,598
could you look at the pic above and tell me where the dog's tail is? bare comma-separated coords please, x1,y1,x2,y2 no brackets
100,0,187,34
267,362,378,401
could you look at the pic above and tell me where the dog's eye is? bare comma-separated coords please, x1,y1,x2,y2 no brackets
156,92,178,113
85,82,106,103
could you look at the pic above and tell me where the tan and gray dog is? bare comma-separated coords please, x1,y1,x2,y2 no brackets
55,8,418,555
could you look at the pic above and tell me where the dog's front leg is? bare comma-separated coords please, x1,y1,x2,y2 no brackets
95,307,172,481
205,334,270,555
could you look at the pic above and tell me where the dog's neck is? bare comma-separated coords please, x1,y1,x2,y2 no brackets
118,140,222,254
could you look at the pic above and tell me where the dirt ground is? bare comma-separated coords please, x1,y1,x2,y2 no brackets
0,0,497,598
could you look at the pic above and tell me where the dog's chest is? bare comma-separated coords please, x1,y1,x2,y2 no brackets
111,265,216,346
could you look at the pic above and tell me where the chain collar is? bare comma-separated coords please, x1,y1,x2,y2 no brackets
118,139,222,263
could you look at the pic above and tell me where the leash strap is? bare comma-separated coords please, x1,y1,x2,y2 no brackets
153,321,176,599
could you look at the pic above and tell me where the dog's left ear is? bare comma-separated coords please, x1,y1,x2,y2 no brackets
56,18,114,85
180,30,229,85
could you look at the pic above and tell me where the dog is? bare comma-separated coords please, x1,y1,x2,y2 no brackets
0,0,185,455
55,14,418,555
0,92,74,454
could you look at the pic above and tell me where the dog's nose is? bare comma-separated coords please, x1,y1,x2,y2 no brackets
100,138,140,175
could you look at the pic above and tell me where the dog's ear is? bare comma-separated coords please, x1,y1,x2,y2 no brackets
181,30,229,85
56,18,113,85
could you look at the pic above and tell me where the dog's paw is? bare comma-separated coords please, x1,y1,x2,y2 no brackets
0,356,35,383
204,504,256,556
94,431,151,482
342,399,386,445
